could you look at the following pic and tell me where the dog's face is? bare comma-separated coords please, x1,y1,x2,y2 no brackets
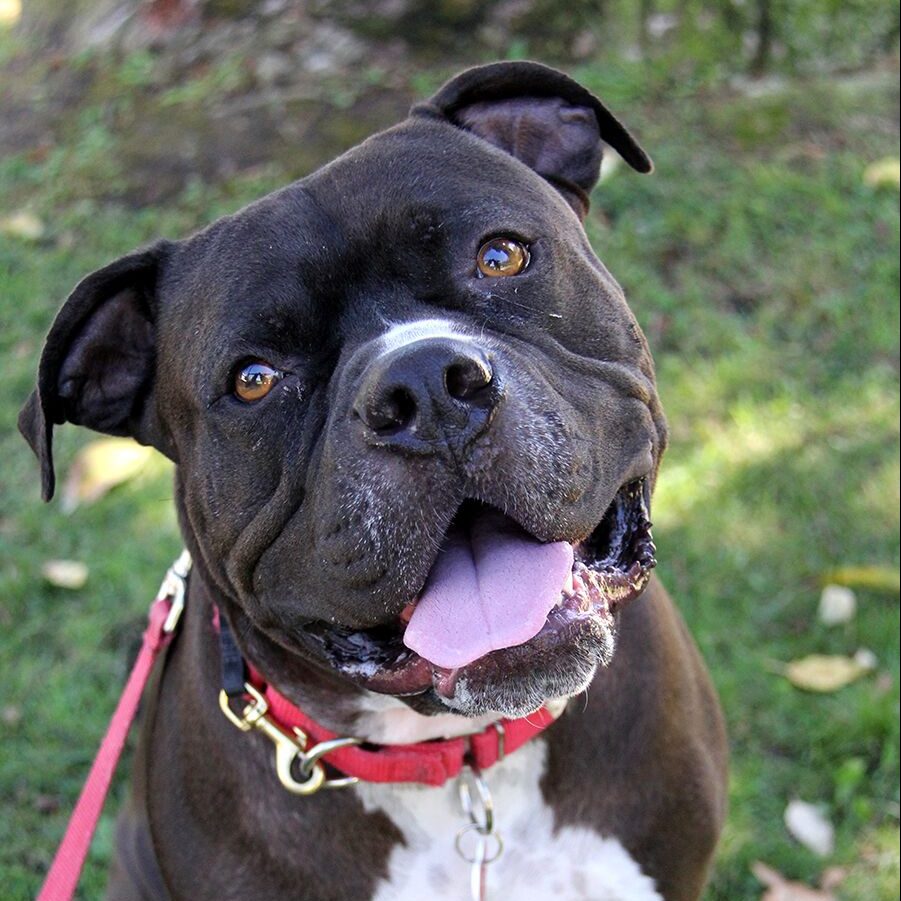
21,63,666,718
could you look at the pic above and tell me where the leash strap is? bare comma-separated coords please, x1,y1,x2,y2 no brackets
218,615,247,698
36,585,183,901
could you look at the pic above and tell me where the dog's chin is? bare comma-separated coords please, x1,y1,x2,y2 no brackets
397,618,613,718
299,479,655,720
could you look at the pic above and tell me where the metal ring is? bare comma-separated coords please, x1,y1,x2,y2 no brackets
276,754,327,796
454,824,503,865
298,735,363,776
458,764,494,833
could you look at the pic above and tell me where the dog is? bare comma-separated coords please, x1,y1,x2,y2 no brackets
21,61,727,900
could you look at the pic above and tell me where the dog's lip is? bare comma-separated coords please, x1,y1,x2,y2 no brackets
356,598,608,699
301,478,655,698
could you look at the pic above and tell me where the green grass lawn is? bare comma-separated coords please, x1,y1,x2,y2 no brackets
1,45,898,900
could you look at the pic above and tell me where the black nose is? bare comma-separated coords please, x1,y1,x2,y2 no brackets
354,337,499,448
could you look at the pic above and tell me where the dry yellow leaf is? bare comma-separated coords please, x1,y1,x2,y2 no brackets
751,861,835,900
863,158,900,188
0,0,21,26
819,867,847,891
41,560,89,589
0,210,44,241
61,438,154,512
822,565,900,595
784,655,868,693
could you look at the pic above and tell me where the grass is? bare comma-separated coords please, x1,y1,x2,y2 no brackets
1,32,898,900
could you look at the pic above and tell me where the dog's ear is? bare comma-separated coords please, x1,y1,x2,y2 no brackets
18,240,173,501
414,61,652,218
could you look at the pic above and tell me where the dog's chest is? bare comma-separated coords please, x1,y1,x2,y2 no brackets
353,742,661,901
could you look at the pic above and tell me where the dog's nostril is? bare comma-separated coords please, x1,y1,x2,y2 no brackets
366,387,416,433
445,358,493,400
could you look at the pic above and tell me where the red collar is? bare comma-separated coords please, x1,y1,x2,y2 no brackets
257,672,556,787
214,605,557,788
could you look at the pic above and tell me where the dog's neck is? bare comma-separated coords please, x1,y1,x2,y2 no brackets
185,562,559,746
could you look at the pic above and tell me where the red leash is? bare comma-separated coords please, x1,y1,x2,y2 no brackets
37,552,557,898
36,554,189,901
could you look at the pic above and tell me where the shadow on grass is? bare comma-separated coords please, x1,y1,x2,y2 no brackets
653,379,899,898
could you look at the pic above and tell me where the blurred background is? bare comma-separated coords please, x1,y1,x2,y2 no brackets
1,1,898,898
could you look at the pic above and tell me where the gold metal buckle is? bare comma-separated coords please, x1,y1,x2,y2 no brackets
219,683,361,796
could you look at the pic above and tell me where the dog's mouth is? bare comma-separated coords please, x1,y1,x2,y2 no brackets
303,479,655,709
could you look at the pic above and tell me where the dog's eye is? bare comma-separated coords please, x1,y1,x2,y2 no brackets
234,361,282,402
476,238,529,278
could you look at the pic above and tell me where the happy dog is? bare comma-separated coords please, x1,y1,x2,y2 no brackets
21,61,727,900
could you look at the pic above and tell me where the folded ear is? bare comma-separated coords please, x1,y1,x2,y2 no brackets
414,60,652,218
18,240,173,501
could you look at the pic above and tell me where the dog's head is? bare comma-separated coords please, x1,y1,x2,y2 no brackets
20,62,666,718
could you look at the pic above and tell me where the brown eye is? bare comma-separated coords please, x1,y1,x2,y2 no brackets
476,237,529,277
234,361,282,402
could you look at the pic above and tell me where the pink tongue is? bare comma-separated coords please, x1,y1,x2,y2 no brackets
403,511,574,668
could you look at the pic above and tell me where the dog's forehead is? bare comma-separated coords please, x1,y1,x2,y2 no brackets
162,117,584,334
303,117,575,227
198,116,578,259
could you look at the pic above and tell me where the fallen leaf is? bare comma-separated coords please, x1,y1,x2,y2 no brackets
863,158,900,188
0,0,22,26
817,584,856,625
41,559,89,589
752,860,836,899
783,654,868,693
818,866,846,891
0,210,44,241
784,800,835,857
1,705,22,726
61,438,154,512
821,565,900,595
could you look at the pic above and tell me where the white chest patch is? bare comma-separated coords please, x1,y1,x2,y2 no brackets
354,742,662,901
